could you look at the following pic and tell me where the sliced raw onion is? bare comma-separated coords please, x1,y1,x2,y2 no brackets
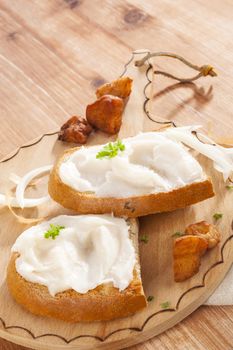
10,172,43,187
0,193,50,208
9,173,21,185
164,126,233,181
15,165,52,209
0,165,52,209
4,191,45,224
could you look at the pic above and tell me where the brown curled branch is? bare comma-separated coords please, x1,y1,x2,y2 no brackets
135,51,217,83
154,70,206,83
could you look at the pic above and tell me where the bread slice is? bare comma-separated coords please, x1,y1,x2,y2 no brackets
48,148,214,218
7,218,147,322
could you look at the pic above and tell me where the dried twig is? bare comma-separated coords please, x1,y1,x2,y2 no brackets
135,51,217,83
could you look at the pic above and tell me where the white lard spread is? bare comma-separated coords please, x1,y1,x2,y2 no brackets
59,128,206,198
12,215,136,296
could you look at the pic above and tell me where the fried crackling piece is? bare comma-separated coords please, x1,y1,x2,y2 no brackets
185,221,221,249
96,77,133,99
58,116,93,144
173,236,208,282
86,95,124,135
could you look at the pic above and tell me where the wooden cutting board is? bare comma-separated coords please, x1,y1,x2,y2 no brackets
1,2,233,349
0,50,232,350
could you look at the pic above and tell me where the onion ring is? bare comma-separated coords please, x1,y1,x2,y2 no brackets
15,165,52,209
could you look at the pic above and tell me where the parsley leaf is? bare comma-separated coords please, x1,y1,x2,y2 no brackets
213,213,223,221
96,140,125,159
44,224,65,240
160,301,171,309
147,295,154,302
226,185,233,190
140,234,149,243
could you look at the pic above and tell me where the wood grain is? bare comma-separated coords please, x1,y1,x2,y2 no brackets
0,0,233,349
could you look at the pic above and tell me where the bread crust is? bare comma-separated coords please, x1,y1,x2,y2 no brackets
7,219,147,322
48,148,215,217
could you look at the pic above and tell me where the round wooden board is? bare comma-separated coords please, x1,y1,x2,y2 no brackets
0,51,232,350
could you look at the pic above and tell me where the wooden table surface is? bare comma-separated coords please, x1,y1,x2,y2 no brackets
0,0,233,349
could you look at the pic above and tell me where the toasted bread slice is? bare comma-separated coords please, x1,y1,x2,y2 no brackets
7,218,147,322
48,147,214,218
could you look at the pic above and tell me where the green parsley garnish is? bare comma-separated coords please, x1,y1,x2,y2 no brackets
226,185,233,190
96,140,125,159
160,301,171,309
213,213,223,221
147,295,154,302
140,234,149,243
44,224,65,240
172,231,184,238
